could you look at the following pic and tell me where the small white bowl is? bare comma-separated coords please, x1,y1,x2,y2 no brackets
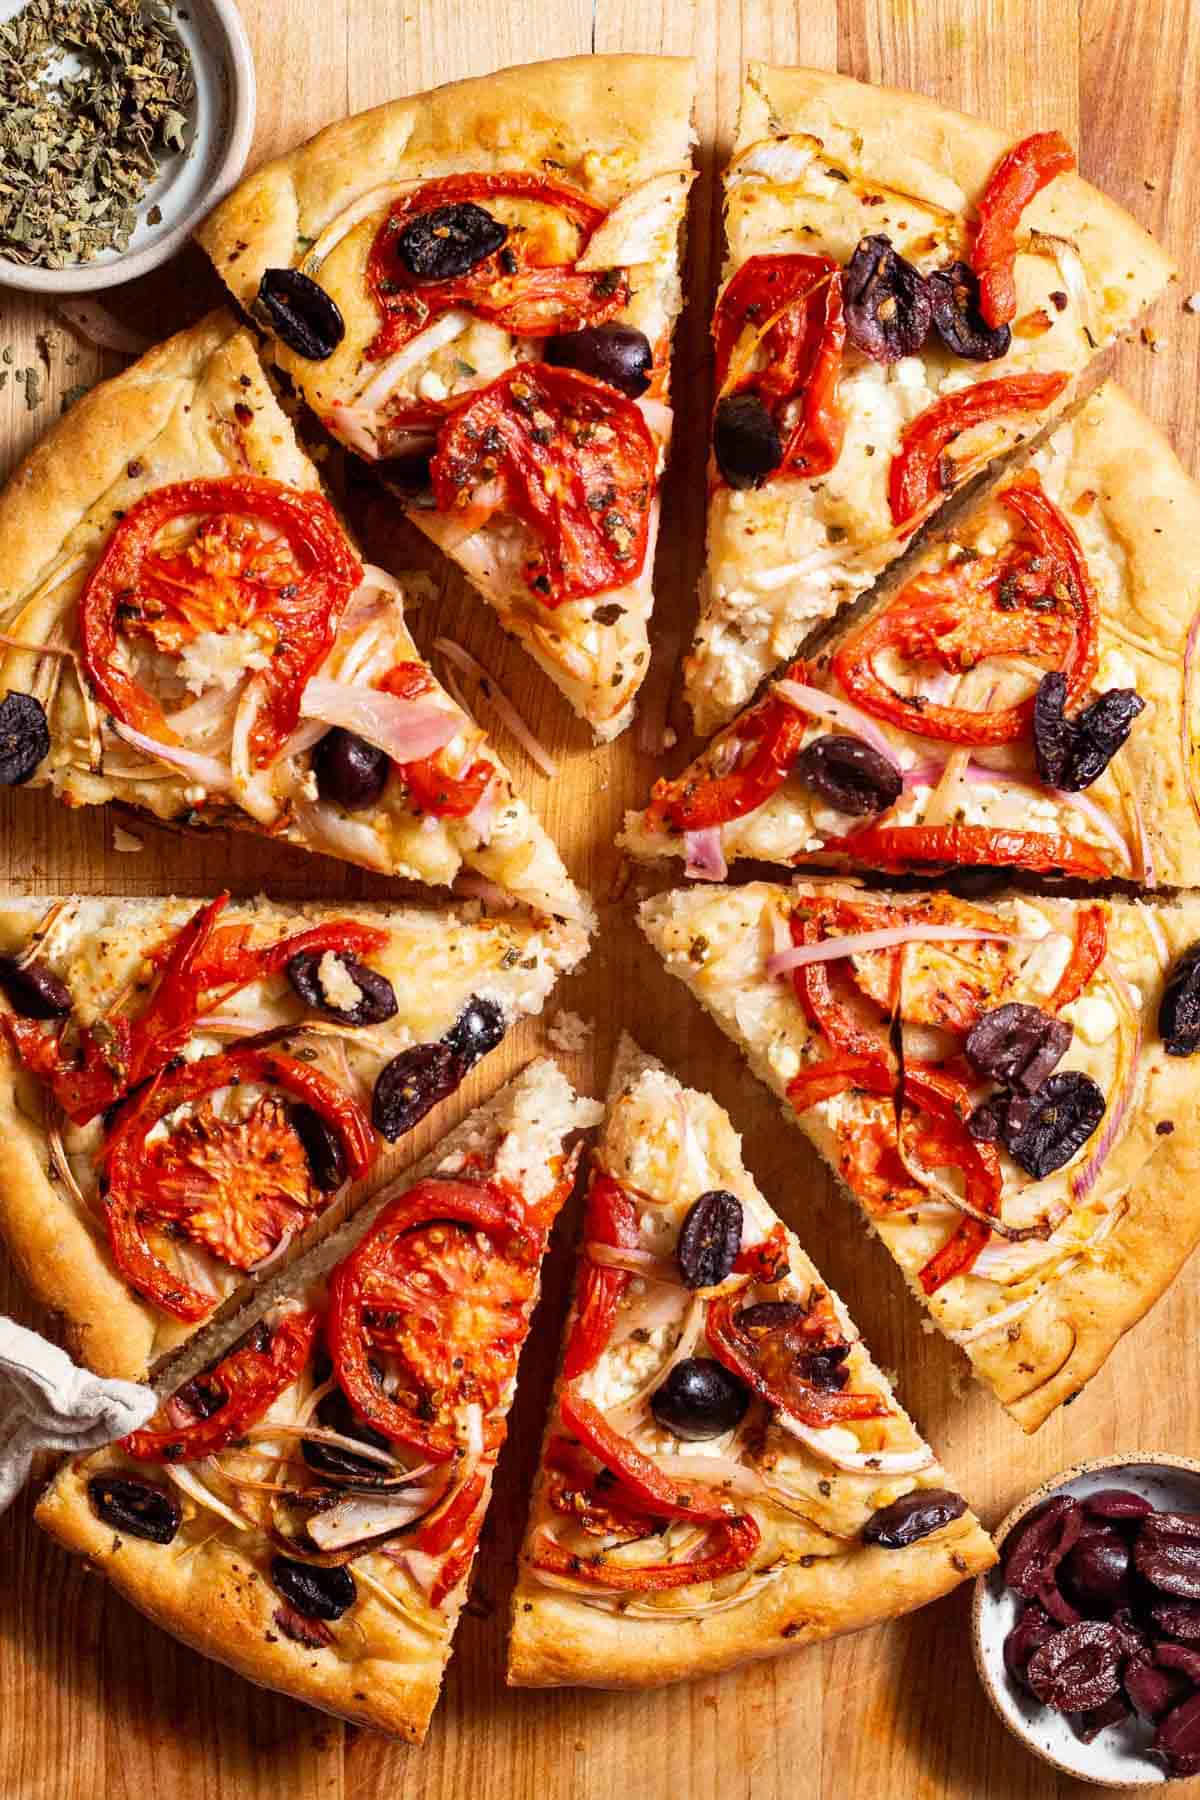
973,1454,1200,1788
0,0,255,294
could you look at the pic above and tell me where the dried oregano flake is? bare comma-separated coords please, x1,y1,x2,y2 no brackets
0,0,196,268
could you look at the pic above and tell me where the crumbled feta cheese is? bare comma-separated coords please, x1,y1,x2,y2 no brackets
112,825,143,853
418,369,450,402
317,951,362,1013
545,1009,593,1054
183,784,208,807
767,1039,801,1081
1095,646,1137,692
178,627,269,694
1062,992,1119,1045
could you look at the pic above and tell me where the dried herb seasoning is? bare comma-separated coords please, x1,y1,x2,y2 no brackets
0,0,195,268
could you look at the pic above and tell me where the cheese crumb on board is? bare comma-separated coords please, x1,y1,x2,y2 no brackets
546,1009,593,1053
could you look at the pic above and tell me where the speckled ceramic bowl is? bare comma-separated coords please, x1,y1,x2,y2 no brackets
0,0,255,294
973,1454,1200,1787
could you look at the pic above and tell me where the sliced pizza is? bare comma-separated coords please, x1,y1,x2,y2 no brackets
36,1059,600,1741
0,891,587,1380
684,63,1172,736
641,881,1200,1432
0,311,587,921
198,55,697,741
507,1037,994,1688
625,383,1199,887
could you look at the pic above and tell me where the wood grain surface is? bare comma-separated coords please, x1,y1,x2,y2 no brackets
1,1,1197,1795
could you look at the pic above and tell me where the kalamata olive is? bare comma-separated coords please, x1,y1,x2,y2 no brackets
1126,1657,1188,1723
88,1474,181,1544
1033,670,1145,791
394,201,508,282
0,953,71,1018
256,268,346,360
1002,1071,1106,1178
1062,1529,1133,1614
676,1190,743,1289
286,950,398,1026
793,733,903,816
372,1041,462,1141
1084,1488,1154,1524
1155,1642,1200,1683
312,728,390,812
1038,1580,1083,1626
290,1102,347,1193
1026,1619,1125,1713
1004,1603,1060,1691
735,1300,808,1335
273,1605,333,1648
1135,1514,1200,1599
0,690,49,785
1152,1600,1200,1642
172,1372,227,1419
795,1342,851,1392
442,994,506,1069
713,392,783,488
843,235,932,363
861,1488,967,1549
1003,1495,1083,1598
302,1386,391,1480
378,447,435,494
927,260,1012,360
544,324,653,397
1160,942,1200,1057
1153,1692,1200,1778
649,1357,750,1441
270,1553,357,1621
1072,1692,1131,1743
964,1003,1073,1094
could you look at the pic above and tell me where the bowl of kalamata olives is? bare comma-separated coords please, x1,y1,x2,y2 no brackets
973,1456,1200,1785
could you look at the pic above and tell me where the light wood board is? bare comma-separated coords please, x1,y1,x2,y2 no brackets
1,1,1198,1795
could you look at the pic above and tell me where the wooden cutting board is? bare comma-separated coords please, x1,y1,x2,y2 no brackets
1,1,1197,1795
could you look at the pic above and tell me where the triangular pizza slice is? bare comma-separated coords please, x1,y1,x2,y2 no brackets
625,383,1198,887
0,891,587,1379
685,63,1172,736
641,881,1200,1432
199,55,697,741
507,1036,994,1688
36,1060,601,1741
0,311,587,922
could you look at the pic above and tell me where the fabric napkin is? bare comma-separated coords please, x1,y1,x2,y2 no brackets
0,1316,156,1516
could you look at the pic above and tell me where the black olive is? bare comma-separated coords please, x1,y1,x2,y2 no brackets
286,949,398,1026
312,727,390,812
964,1002,1073,1094
862,1488,968,1548
270,1554,357,1621
395,202,508,282
1160,942,1200,1057
1033,671,1146,792
88,1475,181,1544
649,1357,750,1441
302,1386,391,1479
927,261,1012,361
173,1373,227,1420
713,392,783,488
1002,1070,1107,1178
442,994,506,1069
843,235,932,363
256,268,346,361
793,733,903,815
0,691,49,786
735,1299,808,1334
544,324,653,397
1032,670,1072,788
0,953,71,1018
795,1342,851,1391
378,447,435,495
676,1190,743,1289
290,1102,346,1193
372,1041,462,1141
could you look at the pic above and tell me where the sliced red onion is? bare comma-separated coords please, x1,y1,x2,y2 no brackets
684,827,728,881
465,777,499,844
774,678,901,769
57,299,151,355
433,637,559,777
1185,603,1200,828
1069,968,1142,1204
110,722,234,791
354,310,474,410
1128,784,1155,888
164,683,242,739
776,1414,935,1474
902,757,1134,871
300,676,460,762
327,404,381,462
949,1286,1047,1346
766,923,1028,977
1136,901,1169,970
291,796,392,871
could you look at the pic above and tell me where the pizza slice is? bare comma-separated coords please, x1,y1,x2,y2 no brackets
0,891,587,1380
624,383,1198,887
507,1037,994,1688
685,63,1173,736
198,55,697,741
0,311,587,921
36,1059,600,1741
641,881,1200,1432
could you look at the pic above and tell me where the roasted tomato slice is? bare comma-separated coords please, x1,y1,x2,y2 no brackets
377,662,493,817
1047,903,1108,1010
813,820,1110,879
562,1170,641,1379
972,131,1076,329
705,1293,886,1428
122,1310,319,1462
645,665,810,832
79,476,361,769
429,364,656,607
528,1513,760,1592
712,254,845,480
888,372,1069,528
366,172,626,363
559,1391,734,1523
836,471,1097,744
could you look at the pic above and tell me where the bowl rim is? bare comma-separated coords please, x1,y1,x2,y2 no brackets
0,0,256,295
971,1451,1200,1790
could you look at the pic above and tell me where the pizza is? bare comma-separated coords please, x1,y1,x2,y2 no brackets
640,881,1200,1432
624,384,1200,887
0,311,587,922
684,63,1172,736
198,55,697,741
36,1060,600,1741
507,1037,994,1688
0,891,587,1380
